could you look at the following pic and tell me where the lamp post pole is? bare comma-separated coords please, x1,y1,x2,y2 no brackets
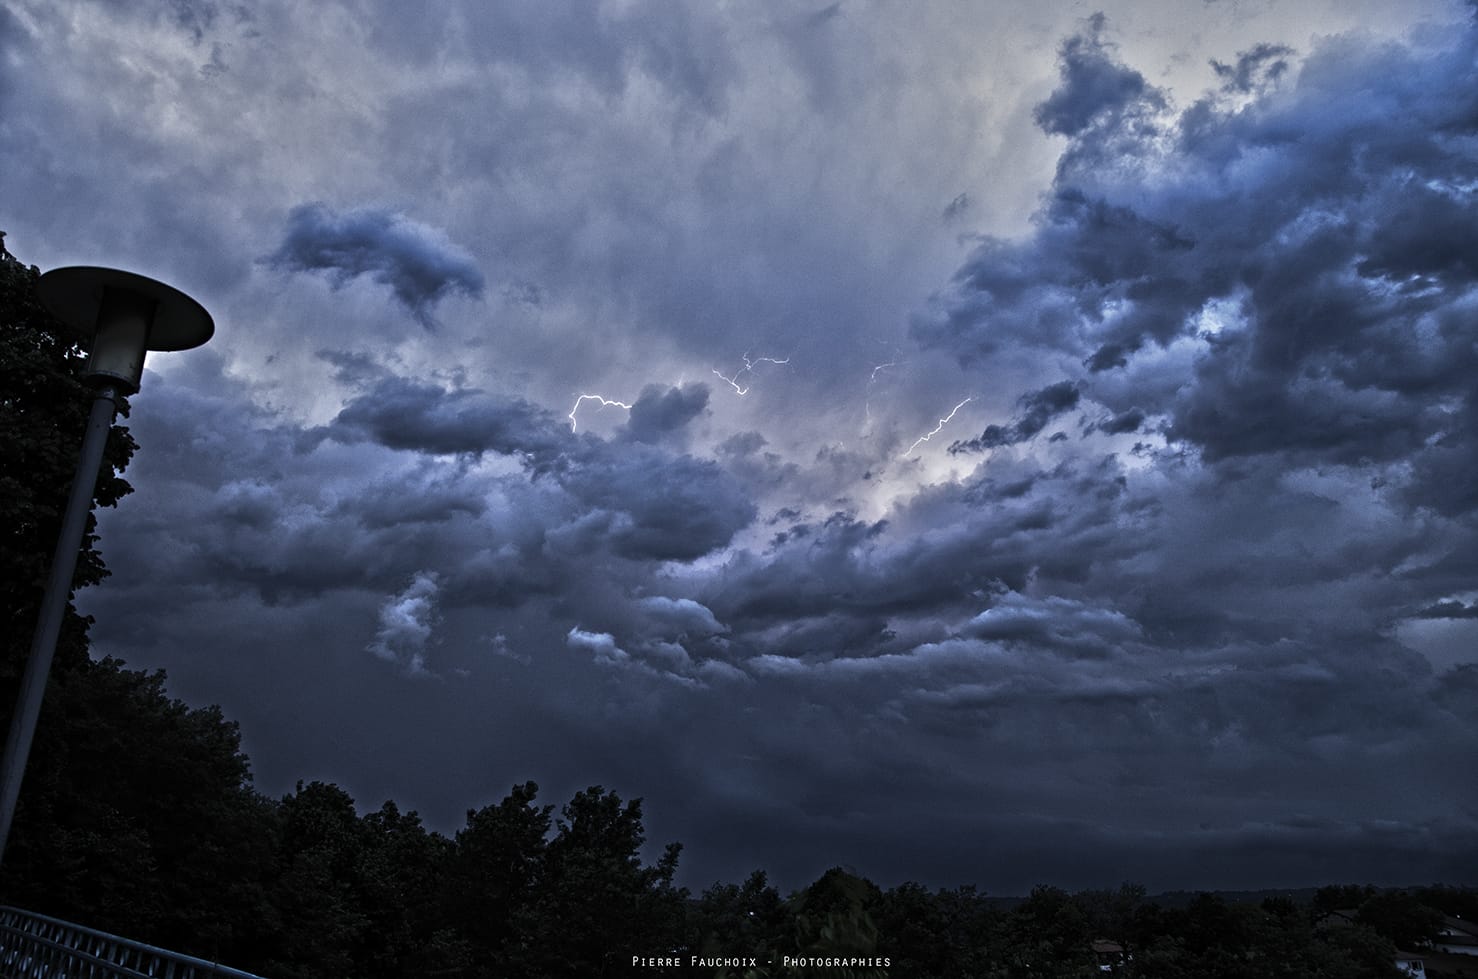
0,383,122,860
0,267,213,869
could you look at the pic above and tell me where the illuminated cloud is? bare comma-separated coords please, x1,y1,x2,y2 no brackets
368,571,442,676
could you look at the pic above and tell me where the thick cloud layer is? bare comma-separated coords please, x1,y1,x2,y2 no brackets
918,13,1478,486
330,375,755,561
950,380,1081,452
6,0,1474,894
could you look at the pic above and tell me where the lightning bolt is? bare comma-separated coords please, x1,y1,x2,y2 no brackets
569,394,633,432
864,360,901,427
869,360,899,382
712,353,789,396
904,397,973,457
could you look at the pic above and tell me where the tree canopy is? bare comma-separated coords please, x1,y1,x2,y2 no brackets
0,237,136,683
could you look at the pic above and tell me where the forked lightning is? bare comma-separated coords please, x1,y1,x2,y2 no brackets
568,394,633,432
904,397,973,457
712,353,789,396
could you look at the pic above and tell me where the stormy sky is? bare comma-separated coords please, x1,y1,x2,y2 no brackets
4,0,1477,894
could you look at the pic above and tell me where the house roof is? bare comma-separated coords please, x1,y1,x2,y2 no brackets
1440,916,1477,941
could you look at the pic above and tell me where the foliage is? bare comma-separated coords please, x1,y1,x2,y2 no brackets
518,785,689,977
694,870,791,978
1003,884,1094,977
1,657,275,965
1358,890,1448,950
0,237,135,687
439,780,551,976
783,868,889,979
1413,884,1478,922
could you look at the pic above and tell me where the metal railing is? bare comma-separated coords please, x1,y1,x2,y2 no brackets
0,907,266,979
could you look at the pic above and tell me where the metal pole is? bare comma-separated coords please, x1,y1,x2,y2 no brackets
0,384,121,867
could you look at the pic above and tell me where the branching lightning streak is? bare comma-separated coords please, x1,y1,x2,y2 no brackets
869,360,899,382
569,394,633,432
712,353,789,396
904,397,973,457
864,360,900,427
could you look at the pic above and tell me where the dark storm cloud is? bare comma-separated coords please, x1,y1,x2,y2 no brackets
80,359,405,606
558,445,756,562
621,382,709,444
1210,42,1294,93
331,374,755,562
559,595,746,690
844,8,1478,883
1414,600,1478,620
705,452,1141,654
916,187,1202,370
316,349,392,388
916,13,1478,483
959,593,1140,656
673,601,1477,890
712,583,1477,874
950,380,1080,453
332,376,564,461
1014,381,1081,437
1435,665,1478,715
1032,14,1164,138
336,472,487,530
266,203,485,328
1098,406,1145,435
88,360,756,654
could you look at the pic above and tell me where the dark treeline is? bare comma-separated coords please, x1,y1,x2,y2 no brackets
3,241,1475,978
6,744,1477,979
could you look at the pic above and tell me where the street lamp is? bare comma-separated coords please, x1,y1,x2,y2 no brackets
0,266,213,867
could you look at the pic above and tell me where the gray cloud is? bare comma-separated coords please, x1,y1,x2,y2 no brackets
959,593,1141,656
1033,14,1165,138
621,382,710,444
331,374,755,562
557,444,757,561
1414,600,1478,620
331,376,565,461
87,360,755,630
950,380,1080,452
1099,406,1146,434
918,12,1478,492
1210,42,1294,93
266,203,484,327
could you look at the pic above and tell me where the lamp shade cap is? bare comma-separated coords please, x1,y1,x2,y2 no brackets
36,266,214,352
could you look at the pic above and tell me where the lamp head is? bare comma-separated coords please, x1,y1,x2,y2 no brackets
36,266,214,393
